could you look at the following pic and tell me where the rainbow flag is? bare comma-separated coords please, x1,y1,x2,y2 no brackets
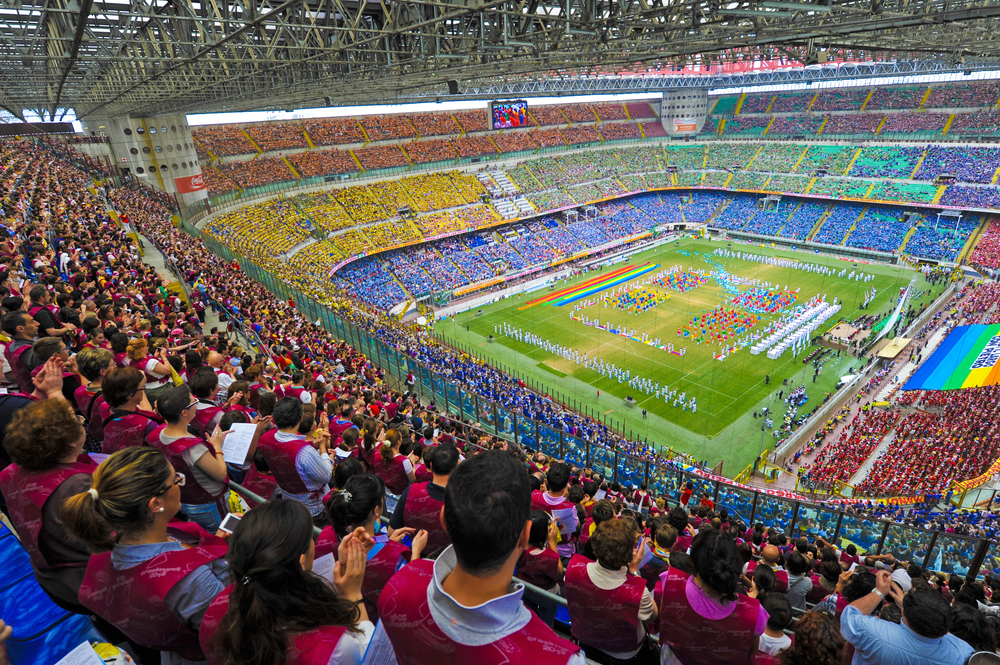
904,324,1000,391
519,262,658,309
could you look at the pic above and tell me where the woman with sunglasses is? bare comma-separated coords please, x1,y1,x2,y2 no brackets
62,446,230,664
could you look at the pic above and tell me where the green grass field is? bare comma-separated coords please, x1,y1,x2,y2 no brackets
437,237,948,474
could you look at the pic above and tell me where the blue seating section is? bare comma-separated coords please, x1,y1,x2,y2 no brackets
814,203,864,245
778,202,829,241
744,201,796,236
711,196,757,231
904,214,980,260
0,522,107,664
846,206,910,253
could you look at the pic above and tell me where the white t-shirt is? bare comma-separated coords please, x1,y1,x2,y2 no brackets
758,632,791,656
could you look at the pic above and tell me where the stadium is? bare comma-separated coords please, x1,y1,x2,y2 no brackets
6,1,1000,664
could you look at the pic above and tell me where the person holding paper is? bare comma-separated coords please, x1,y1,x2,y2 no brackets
62,446,230,664
0,399,97,611
378,450,584,665
199,499,374,665
564,519,658,664
147,384,234,532
256,397,333,525
530,461,579,560
327,473,427,622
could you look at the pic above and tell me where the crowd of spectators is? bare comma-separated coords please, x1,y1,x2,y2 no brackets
599,122,642,140
880,112,950,134
288,148,359,178
821,113,883,135
452,135,499,158
846,206,914,253
801,409,897,490
721,115,771,135
856,385,1000,496
301,117,366,145
359,114,417,141
767,115,825,137
970,216,1000,270
353,145,410,170
950,109,1000,136
409,112,460,137
848,146,924,179
452,109,492,132
244,121,309,152
914,145,1000,183
493,130,540,154
903,214,980,262
867,85,929,110
404,138,458,164
530,105,571,126
191,125,258,157
814,203,865,245
214,156,296,191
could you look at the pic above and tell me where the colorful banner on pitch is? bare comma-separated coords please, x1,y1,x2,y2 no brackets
903,324,1000,391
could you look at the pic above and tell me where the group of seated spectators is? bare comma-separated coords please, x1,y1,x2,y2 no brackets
359,114,417,141
353,145,410,170
970,217,1000,271
856,384,1000,496
192,125,258,158
289,149,359,178
244,121,309,152
801,409,897,490
214,156,297,192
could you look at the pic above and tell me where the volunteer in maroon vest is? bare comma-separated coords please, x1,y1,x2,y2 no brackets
0,399,97,611
328,473,427,622
378,450,585,665
244,364,270,411
516,511,564,593
282,370,312,404
660,530,769,665
61,447,229,662
579,499,616,559
99,366,163,454
190,367,240,438
328,404,357,446
389,442,459,556
29,336,83,406
257,397,334,525
74,347,114,444
531,461,579,559
149,385,237,532
565,518,658,664
28,286,76,339
200,500,374,665
124,338,172,401
1,310,39,394
373,428,416,495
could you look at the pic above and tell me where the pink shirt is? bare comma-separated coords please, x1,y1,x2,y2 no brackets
684,576,769,636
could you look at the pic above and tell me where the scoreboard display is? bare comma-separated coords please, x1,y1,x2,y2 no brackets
490,100,529,129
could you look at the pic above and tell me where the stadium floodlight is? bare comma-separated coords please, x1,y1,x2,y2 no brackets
716,9,795,17
760,1,833,11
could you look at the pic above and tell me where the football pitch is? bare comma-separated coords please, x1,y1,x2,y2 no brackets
437,237,948,474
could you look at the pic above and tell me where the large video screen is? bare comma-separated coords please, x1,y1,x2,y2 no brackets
491,100,529,129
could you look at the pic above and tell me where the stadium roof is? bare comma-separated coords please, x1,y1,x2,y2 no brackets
4,0,1000,120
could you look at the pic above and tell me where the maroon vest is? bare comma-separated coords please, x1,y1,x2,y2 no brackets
413,463,433,483
377,558,580,665
101,407,163,454
360,540,409,622
199,585,347,665
147,431,225,508
659,571,760,665
807,573,835,605
671,534,693,553
79,522,228,661
564,554,646,654
0,455,97,570
745,561,789,593
256,430,313,495
577,517,595,552
247,383,268,411
127,357,168,387
5,339,33,394
75,387,108,442
284,386,306,402
516,548,562,590
315,526,340,559
192,402,224,438
241,464,277,509
402,482,450,554
375,452,410,495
